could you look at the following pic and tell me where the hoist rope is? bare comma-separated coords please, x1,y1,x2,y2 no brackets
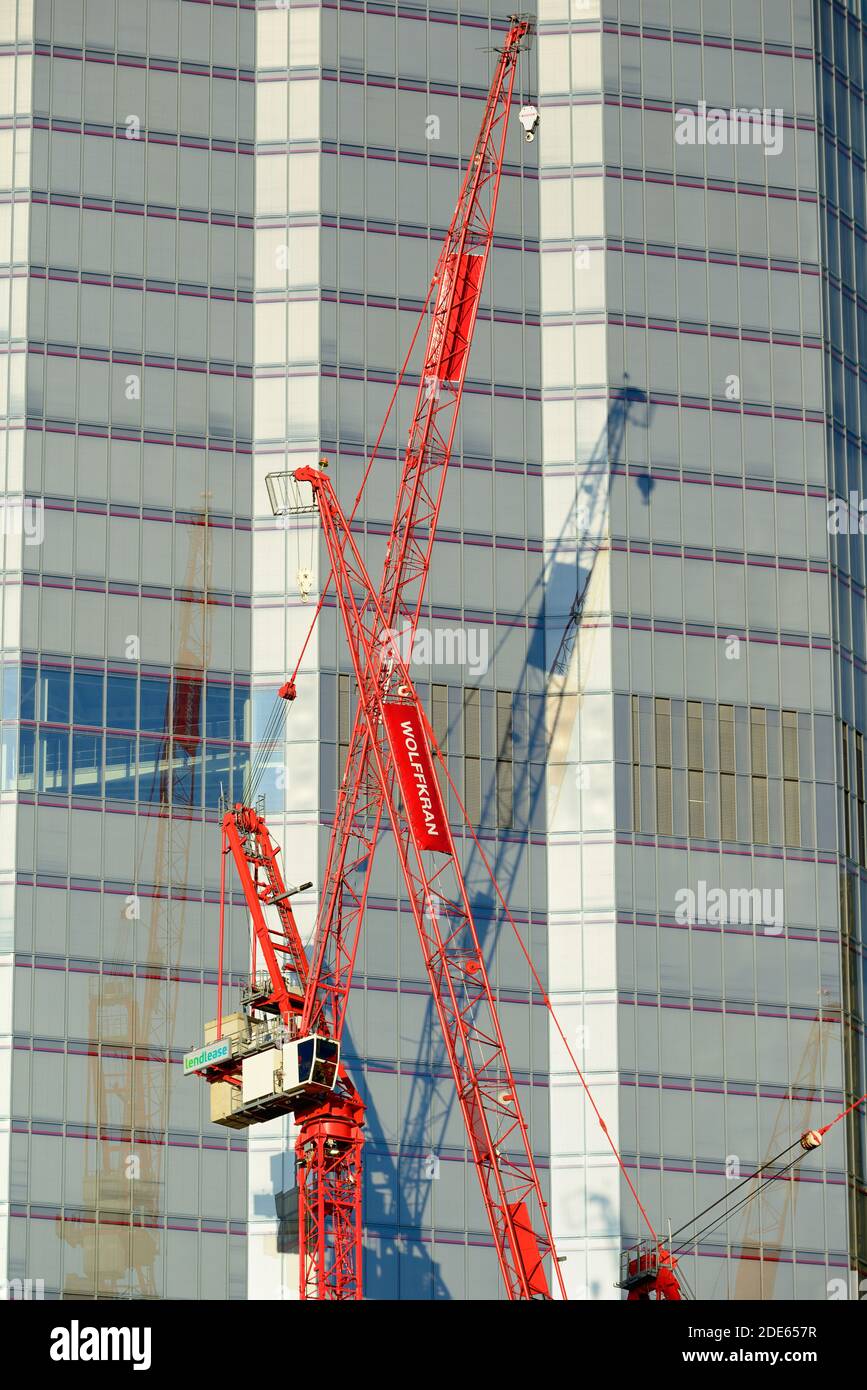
667,1087,867,1256
425,721,660,1245
243,276,436,804
416,702,867,1258
671,1152,805,1259
668,1140,803,1251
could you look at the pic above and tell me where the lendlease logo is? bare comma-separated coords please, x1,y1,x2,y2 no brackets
674,102,784,157
50,1320,152,1371
675,880,783,933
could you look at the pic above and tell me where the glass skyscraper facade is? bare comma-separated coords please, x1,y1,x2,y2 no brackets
541,0,863,1300
0,0,864,1303
1,0,253,1299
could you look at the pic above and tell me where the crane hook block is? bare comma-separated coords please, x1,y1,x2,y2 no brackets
279,680,297,702
800,1129,823,1151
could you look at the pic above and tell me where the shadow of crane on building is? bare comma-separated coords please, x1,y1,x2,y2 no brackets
273,385,654,1299
356,384,654,1298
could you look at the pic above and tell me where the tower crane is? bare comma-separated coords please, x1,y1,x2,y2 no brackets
186,16,563,1300
192,462,563,1301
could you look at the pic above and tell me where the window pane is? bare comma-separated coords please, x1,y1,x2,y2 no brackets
172,741,201,808
40,667,69,723
72,732,102,797
105,735,136,801
140,677,168,734
232,747,249,804
74,670,104,727
39,729,69,792
106,674,137,731
205,744,232,809
138,735,167,802
205,681,232,739
17,727,34,791
233,683,250,742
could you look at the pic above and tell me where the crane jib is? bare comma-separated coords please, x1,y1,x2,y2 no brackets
436,251,484,382
382,703,450,852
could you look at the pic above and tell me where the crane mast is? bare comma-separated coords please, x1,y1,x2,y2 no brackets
188,16,556,1302
293,463,562,1301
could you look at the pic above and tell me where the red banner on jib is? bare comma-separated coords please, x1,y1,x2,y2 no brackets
383,704,450,854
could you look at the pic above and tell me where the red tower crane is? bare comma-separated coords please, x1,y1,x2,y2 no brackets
196,462,563,1301
296,463,563,1301
187,15,562,1301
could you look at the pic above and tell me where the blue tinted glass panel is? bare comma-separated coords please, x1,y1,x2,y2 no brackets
172,741,202,808
232,747,249,804
138,735,166,802
39,730,69,792
234,683,250,742
18,727,34,790
20,666,36,722
140,677,169,734
105,736,136,800
72,733,103,797
74,671,104,727
106,674,137,731
40,668,70,723
204,744,232,808
174,676,203,738
206,681,232,738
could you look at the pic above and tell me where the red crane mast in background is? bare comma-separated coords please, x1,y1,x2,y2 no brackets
189,16,556,1301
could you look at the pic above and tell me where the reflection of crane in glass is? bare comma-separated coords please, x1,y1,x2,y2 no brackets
393,384,651,1286
732,991,836,1300
61,500,213,1298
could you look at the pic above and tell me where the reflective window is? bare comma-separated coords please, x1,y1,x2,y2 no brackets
105,735,136,801
73,670,104,728
72,732,102,797
140,677,168,734
39,667,69,723
106,674,136,732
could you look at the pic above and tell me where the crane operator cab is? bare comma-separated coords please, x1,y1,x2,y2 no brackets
283,1035,340,1096
616,1240,682,1301
191,1023,341,1130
